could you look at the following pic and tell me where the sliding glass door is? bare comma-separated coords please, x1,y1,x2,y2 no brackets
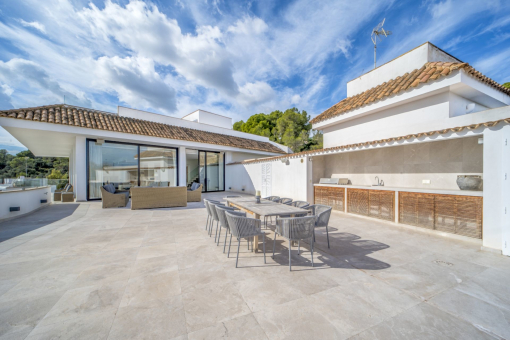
187,150,224,192
139,146,177,187
87,140,178,200
88,141,138,199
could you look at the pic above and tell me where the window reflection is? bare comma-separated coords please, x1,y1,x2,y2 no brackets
88,141,138,199
139,146,177,187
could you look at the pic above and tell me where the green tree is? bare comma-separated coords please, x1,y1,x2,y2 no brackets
47,169,64,179
0,149,69,179
233,107,322,152
503,82,510,89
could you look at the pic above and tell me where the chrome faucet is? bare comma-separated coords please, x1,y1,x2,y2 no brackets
374,176,384,186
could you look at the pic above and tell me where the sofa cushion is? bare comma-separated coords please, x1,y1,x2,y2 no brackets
104,184,116,193
190,182,199,191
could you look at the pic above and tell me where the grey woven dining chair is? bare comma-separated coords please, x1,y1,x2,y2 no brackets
272,216,316,271
217,206,246,253
308,204,333,248
204,199,222,232
291,201,310,209
280,198,293,205
204,199,226,237
213,204,240,247
225,212,266,268
262,196,281,227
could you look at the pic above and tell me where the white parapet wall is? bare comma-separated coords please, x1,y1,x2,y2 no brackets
226,156,313,202
0,186,52,221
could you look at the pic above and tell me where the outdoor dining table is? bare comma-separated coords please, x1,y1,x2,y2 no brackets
224,196,309,253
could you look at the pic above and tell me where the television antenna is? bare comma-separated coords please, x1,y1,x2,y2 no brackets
371,18,392,69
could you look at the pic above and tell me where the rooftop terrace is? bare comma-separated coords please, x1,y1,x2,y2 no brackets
0,193,509,339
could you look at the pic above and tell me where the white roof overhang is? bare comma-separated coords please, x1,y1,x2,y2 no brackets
0,118,285,158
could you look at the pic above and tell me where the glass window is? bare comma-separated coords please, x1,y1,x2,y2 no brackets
185,149,199,188
139,146,177,187
88,141,138,199
206,152,220,191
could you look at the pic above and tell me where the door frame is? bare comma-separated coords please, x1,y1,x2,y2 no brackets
197,150,225,193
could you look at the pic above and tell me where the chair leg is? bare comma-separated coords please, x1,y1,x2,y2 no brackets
228,234,232,258
311,236,314,267
214,221,219,242
263,234,266,264
326,225,330,248
298,241,300,255
206,215,209,230
236,238,241,268
288,240,292,271
208,218,213,236
217,227,221,246
223,229,228,253
272,231,277,259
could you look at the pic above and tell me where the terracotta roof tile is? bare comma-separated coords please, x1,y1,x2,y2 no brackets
0,104,285,154
311,62,510,125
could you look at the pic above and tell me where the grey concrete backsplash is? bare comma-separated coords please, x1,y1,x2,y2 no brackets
313,137,482,190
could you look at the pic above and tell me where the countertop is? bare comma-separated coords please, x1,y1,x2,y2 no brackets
313,183,483,197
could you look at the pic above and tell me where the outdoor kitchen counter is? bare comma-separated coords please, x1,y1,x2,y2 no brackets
313,183,483,197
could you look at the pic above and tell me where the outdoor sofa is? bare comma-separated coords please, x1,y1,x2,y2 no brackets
54,184,73,202
130,186,187,210
187,183,202,202
100,184,130,208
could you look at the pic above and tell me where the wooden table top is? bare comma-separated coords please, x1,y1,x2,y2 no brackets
224,197,309,217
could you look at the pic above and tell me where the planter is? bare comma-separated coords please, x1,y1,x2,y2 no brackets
457,175,482,191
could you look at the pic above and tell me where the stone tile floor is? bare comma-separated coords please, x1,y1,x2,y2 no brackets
0,192,509,339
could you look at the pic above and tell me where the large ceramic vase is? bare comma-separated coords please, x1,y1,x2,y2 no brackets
456,175,482,191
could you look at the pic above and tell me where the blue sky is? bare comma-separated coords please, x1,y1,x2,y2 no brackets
0,0,509,154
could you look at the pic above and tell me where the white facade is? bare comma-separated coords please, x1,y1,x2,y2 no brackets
347,42,461,97
0,186,51,220
226,42,510,254
181,109,232,130
0,105,289,202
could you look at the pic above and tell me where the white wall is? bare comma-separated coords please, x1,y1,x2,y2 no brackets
323,97,510,149
449,92,488,118
182,110,232,130
483,125,510,253
347,43,460,97
226,156,310,201
74,136,87,202
0,186,51,220
323,92,450,148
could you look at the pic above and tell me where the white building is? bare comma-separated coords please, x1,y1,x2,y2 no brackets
227,42,510,255
0,105,290,202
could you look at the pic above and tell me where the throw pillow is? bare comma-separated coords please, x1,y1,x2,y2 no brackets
104,184,116,193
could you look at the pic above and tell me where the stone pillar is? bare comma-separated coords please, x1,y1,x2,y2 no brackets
178,146,187,187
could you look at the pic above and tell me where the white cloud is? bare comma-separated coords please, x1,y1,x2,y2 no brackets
0,58,91,108
80,0,239,97
238,81,275,107
94,56,177,113
17,19,46,33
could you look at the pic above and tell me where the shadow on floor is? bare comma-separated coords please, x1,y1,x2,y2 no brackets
0,204,80,242
230,227,391,271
